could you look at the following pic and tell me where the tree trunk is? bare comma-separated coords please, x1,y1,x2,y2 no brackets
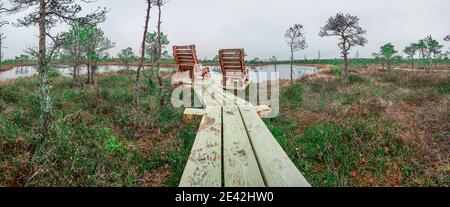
290,46,293,84
0,35,2,68
411,57,414,70
156,2,164,106
387,58,391,73
134,0,152,105
86,62,91,84
91,63,97,84
38,0,52,142
343,52,349,82
148,57,154,85
73,64,82,87
428,55,432,72
434,56,437,70
72,65,77,85
73,46,83,87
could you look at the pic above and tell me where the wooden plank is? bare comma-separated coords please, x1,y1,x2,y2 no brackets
210,85,252,108
208,86,265,186
178,55,194,59
221,54,241,58
179,107,222,187
180,60,196,64
176,51,194,55
223,106,265,187
204,85,229,107
223,63,242,66
207,85,249,108
253,105,272,118
223,66,243,69
222,59,241,62
207,85,269,118
183,108,207,123
219,49,243,54
174,45,192,49
239,107,311,187
193,82,221,108
223,69,244,73
179,57,195,61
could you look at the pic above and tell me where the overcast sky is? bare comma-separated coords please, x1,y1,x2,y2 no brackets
1,0,449,60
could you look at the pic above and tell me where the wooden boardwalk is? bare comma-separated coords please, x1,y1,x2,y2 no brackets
179,79,310,187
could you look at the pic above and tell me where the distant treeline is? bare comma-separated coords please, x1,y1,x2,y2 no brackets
271,57,450,67
2,56,450,69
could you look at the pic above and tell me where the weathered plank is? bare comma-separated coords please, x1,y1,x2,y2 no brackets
210,85,265,186
183,108,207,123
183,80,310,187
253,105,272,118
179,107,222,187
204,85,231,107
193,82,220,108
207,85,272,119
239,107,311,187
209,85,271,115
223,106,265,187
208,85,250,107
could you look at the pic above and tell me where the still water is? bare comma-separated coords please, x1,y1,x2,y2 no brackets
0,65,173,81
0,64,316,82
210,64,316,83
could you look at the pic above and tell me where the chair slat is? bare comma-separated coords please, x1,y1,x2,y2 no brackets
218,48,248,88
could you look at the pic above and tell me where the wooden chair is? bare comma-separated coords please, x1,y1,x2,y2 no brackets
219,48,249,89
173,45,210,84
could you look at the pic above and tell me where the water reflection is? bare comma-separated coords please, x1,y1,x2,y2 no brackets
0,65,176,81
209,64,317,83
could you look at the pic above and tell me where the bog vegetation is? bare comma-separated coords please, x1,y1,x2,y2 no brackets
0,0,449,187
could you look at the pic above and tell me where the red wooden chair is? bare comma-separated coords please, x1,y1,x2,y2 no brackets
219,48,249,89
173,45,210,84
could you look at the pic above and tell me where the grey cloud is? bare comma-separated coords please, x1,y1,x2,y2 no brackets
1,0,449,60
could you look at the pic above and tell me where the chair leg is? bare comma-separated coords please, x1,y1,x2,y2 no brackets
190,70,195,84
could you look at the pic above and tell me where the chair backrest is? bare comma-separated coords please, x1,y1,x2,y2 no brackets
219,49,245,73
173,45,200,66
